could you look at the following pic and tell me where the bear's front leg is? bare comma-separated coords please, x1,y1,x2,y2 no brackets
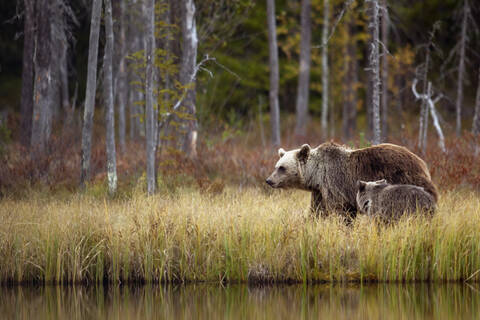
310,190,326,218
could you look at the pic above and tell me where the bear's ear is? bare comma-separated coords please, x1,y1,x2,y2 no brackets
297,144,311,162
278,148,286,158
357,180,366,192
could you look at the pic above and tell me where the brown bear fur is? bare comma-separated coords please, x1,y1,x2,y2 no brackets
266,142,438,220
356,179,436,222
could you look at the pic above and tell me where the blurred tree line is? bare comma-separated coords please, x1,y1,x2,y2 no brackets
0,0,479,194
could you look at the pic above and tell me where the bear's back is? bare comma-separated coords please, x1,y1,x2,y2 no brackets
349,144,438,202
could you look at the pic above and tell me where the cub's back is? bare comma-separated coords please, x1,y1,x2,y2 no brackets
379,184,436,215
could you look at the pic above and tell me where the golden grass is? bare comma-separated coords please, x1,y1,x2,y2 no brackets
0,188,479,284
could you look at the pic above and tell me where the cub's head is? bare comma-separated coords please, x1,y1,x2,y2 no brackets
356,179,388,213
265,144,311,189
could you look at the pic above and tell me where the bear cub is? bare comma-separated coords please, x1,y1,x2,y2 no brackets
356,179,436,222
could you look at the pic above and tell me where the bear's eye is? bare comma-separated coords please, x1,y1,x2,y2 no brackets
278,166,286,173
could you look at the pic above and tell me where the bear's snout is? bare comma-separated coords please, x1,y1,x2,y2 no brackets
265,178,274,187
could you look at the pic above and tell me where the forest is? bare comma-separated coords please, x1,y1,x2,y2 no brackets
0,0,480,285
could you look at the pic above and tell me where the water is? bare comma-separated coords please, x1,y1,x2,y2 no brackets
1,283,479,319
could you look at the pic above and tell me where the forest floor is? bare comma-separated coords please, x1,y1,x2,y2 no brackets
1,187,480,284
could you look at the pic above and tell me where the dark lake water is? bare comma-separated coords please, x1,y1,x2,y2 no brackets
1,283,479,319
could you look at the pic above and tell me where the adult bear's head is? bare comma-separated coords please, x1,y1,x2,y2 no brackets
265,144,311,189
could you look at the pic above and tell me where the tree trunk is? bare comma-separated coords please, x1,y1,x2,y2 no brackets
31,0,52,154
20,0,35,147
320,0,329,140
426,83,445,153
158,0,172,151
418,35,431,151
103,0,117,195
179,0,198,157
342,11,357,141
472,66,480,144
412,79,445,153
294,0,312,139
117,0,127,153
381,0,388,140
80,0,102,186
266,0,281,147
60,43,69,115
145,0,156,194
368,0,381,145
127,0,136,141
455,0,469,136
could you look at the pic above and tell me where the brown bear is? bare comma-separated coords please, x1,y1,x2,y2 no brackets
356,179,436,222
265,142,438,220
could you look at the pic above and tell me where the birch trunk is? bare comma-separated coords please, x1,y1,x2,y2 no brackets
266,0,281,147
294,0,312,138
381,0,388,140
320,0,329,140
368,0,381,145
103,0,117,195
31,0,52,154
20,0,35,147
145,0,156,194
80,0,102,186
179,0,198,157
455,0,469,136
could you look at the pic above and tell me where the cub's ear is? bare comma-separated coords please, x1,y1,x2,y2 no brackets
357,180,367,192
297,144,311,162
377,179,387,184
278,148,286,158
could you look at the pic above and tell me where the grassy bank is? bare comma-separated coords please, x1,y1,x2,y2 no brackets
1,188,480,284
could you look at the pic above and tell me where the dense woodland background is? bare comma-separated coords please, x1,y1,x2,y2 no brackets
0,0,480,197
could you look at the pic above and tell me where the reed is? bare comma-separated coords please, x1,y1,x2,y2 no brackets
0,188,479,284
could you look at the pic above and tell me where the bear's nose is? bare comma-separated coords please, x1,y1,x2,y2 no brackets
266,179,273,186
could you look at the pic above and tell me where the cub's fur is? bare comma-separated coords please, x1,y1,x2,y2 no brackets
356,179,436,221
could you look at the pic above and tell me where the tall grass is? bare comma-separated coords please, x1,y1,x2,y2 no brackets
0,188,479,284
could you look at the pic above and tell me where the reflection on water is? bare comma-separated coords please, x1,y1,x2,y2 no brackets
1,283,479,320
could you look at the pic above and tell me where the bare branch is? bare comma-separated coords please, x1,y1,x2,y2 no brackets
313,0,355,49
158,55,215,129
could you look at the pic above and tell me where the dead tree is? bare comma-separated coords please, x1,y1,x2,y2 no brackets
266,0,281,146
294,0,312,138
31,0,53,154
80,0,102,186
418,24,439,150
455,0,470,136
320,0,329,140
367,0,381,145
145,0,156,194
103,0,118,195
412,79,445,153
20,0,35,147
